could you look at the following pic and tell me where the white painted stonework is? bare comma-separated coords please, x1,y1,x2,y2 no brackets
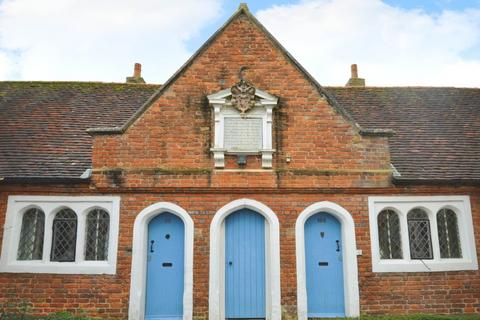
369,196,478,272
207,87,277,168
208,198,281,320
0,195,120,274
295,201,360,319
128,202,194,320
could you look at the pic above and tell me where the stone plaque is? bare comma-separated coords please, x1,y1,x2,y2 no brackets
224,117,263,151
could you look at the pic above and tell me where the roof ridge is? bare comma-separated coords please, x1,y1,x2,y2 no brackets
0,80,161,86
325,85,480,89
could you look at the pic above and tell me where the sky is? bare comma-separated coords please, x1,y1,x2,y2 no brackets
0,0,479,87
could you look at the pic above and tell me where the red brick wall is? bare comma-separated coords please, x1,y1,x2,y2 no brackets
0,186,479,318
91,12,391,189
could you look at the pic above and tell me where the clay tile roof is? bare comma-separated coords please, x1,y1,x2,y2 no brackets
325,86,480,182
0,82,479,184
0,82,160,179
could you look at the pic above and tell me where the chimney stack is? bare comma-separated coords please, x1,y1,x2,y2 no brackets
346,64,365,87
126,62,146,84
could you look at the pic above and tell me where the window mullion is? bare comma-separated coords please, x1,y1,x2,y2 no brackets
76,213,86,263
399,212,411,262
42,212,54,263
430,212,441,261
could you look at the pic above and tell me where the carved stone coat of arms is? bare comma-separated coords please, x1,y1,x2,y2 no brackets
230,79,256,115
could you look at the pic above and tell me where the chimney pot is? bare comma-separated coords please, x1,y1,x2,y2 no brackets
351,64,358,79
134,63,142,78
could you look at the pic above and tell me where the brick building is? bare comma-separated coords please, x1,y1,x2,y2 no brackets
0,4,479,320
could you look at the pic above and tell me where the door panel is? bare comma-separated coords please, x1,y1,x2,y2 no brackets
145,213,185,320
305,212,345,317
225,209,266,319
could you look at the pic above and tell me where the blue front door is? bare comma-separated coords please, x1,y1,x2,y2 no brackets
145,213,185,320
305,212,345,317
225,209,266,319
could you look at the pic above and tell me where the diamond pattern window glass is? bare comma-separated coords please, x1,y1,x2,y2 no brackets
407,208,433,260
377,209,402,259
50,208,77,262
17,208,45,260
85,209,110,261
437,208,462,259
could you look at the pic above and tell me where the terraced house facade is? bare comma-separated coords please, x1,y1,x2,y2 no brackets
0,4,479,320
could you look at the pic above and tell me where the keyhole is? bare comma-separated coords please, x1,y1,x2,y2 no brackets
320,232,325,238
165,234,170,240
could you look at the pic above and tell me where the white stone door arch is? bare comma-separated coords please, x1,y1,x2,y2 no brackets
208,198,281,320
296,201,360,319
129,202,194,320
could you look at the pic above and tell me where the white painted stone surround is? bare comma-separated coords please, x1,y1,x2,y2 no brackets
208,88,278,168
295,201,360,319
368,196,478,273
208,199,281,320
128,202,194,320
0,196,120,274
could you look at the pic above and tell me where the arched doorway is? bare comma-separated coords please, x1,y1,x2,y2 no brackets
296,201,360,319
145,212,185,319
209,199,281,320
225,209,266,318
304,212,344,317
129,202,194,320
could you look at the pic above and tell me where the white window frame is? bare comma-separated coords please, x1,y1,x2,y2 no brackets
0,195,120,274
368,196,478,272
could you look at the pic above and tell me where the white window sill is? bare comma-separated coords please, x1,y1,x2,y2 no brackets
373,258,478,273
224,148,275,155
0,260,115,274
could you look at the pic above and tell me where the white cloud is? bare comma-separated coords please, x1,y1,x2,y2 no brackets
256,0,480,87
1,0,479,87
0,0,222,82
0,52,11,80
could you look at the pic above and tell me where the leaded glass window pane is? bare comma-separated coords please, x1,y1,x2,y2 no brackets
85,209,110,261
50,209,77,262
407,208,433,259
377,209,402,259
437,208,462,258
17,208,45,260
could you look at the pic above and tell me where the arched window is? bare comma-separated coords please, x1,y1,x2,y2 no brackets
437,208,462,258
377,209,402,259
407,208,433,259
85,209,110,261
51,208,77,262
17,208,45,260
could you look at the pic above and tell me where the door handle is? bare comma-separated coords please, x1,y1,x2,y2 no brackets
336,240,340,252
150,240,155,253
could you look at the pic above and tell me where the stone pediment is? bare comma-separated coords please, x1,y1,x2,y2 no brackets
207,80,278,115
